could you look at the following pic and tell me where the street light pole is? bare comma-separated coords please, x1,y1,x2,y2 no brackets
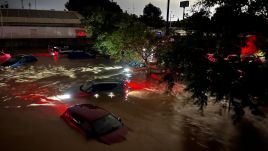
170,11,174,28
166,0,170,36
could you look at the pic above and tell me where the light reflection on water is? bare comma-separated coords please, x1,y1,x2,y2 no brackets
0,57,124,111
0,64,123,83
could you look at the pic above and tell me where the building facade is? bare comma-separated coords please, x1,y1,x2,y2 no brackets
0,9,87,48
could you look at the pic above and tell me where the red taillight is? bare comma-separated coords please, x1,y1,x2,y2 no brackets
76,30,87,37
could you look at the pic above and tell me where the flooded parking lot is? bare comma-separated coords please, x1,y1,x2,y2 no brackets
1,52,268,151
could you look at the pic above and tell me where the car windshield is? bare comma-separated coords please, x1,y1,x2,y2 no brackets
80,81,93,92
91,114,122,135
91,83,118,92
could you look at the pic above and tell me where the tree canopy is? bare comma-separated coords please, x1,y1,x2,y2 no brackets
197,0,268,17
140,3,165,28
65,0,153,62
65,0,122,16
161,0,268,119
94,13,153,62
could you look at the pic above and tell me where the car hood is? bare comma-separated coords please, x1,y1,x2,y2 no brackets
98,126,128,145
65,85,91,97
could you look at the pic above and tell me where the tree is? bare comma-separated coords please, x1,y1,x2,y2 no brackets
81,7,121,36
94,13,153,62
65,0,156,62
197,0,266,14
154,0,268,119
196,0,268,36
157,32,268,120
65,0,122,16
140,3,165,28
180,9,211,33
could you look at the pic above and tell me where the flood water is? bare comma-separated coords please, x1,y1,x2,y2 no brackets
1,51,268,151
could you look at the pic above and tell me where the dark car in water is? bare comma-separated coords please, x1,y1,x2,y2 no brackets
124,61,147,72
57,79,129,100
67,51,96,59
61,104,128,145
1,54,38,68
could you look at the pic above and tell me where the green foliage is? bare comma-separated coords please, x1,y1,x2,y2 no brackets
160,31,268,118
156,34,213,110
81,7,121,36
94,13,152,62
66,0,153,62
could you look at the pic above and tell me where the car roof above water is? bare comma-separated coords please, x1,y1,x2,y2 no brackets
68,104,109,122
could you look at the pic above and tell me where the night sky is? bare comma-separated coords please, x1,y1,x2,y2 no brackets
2,0,198,20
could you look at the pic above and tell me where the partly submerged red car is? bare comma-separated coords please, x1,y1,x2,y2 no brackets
0,52,11,63
61,104,128,145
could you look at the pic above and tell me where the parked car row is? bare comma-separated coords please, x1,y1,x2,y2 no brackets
49,45,97,59
1,49,142,145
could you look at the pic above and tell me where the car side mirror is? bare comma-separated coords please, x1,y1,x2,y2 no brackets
118,117,122,122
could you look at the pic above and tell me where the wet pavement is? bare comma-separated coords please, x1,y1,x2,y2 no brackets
1,51,268,151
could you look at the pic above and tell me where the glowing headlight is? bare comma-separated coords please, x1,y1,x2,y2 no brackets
108,92,115,98
57,94,71,100
124,68,130,72
125,73,132,78
94,94,100,98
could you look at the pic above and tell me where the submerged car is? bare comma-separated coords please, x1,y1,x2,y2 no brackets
0,51,11,63
123,61,147,75
61,104,128,144
68,51,96,59
58,79,129,100
1,54,38,68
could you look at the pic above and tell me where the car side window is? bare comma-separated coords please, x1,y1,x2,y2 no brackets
19,57,26,62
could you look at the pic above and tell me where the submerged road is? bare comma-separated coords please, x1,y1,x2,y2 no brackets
0,51,268,151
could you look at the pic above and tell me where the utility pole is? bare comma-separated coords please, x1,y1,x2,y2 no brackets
166,0,170,36
21,0,24,9
170,11,174,27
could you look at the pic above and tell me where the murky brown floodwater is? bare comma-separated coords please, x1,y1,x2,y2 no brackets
1,51,268,151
